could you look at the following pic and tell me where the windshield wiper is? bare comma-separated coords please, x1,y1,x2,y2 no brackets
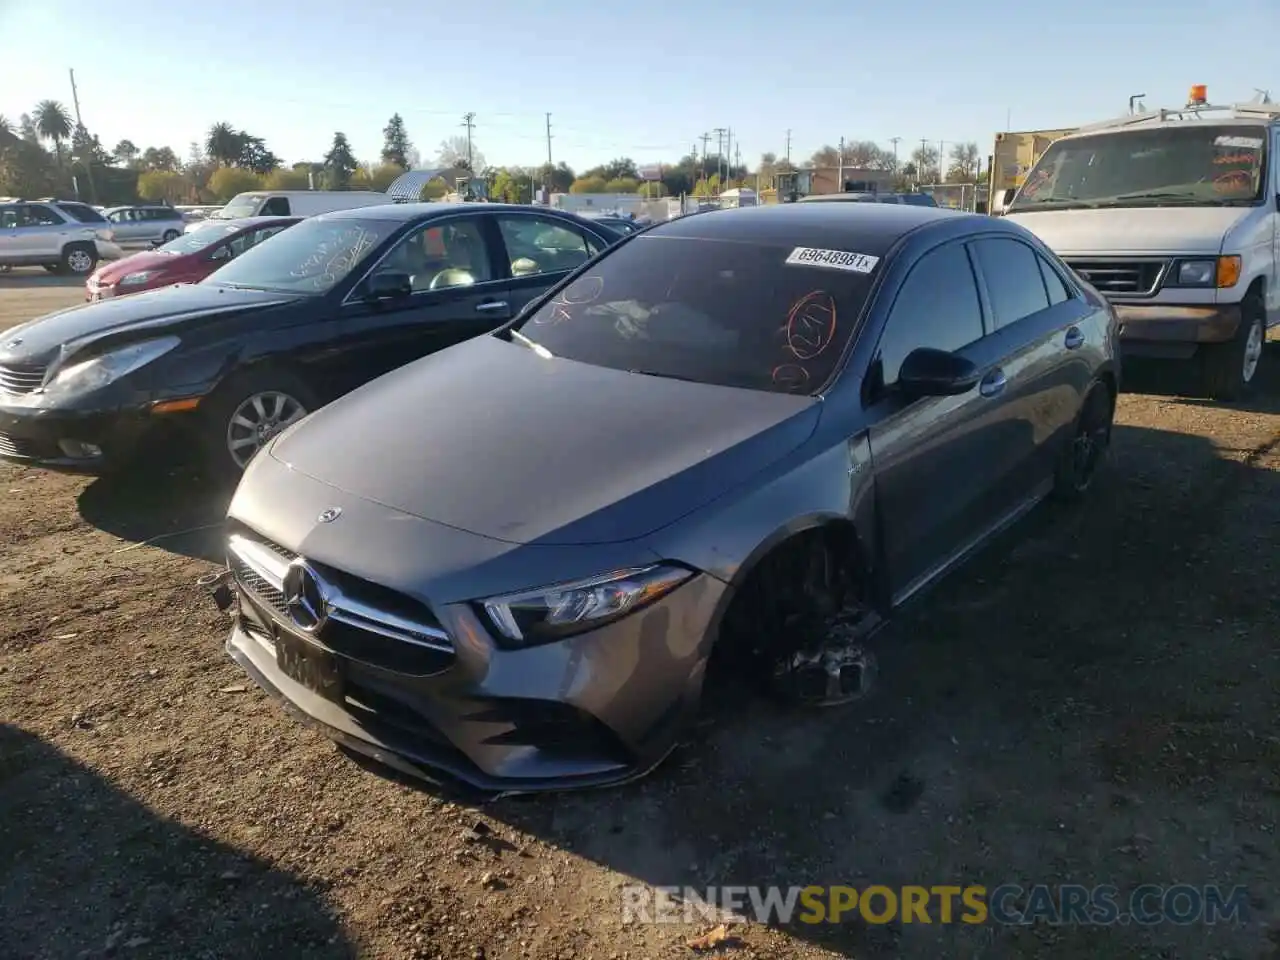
626,368,706,384
509,328,553,359
1110,192,1205,204
1010,197,1099,210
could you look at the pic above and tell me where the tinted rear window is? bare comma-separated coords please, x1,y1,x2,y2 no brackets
513,235,878,394
58,202,106,223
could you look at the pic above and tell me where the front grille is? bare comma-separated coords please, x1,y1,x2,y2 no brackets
228,527,456,675
0,362,47,395
1065,259,1167,298
0,432,35,458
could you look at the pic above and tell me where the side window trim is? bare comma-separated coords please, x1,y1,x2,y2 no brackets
969,234,1057,331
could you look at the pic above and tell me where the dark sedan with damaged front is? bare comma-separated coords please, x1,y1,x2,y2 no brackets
219,202,1120,795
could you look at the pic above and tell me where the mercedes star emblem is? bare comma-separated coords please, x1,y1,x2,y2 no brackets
317,507,342,523
282,559,329,632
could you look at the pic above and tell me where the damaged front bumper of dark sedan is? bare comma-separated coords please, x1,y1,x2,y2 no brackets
215,471,731,796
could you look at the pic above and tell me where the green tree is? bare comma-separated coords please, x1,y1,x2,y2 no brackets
237,135,280,175
534,161,575,193
263,167,311,190
381,113,412,169
140,146,179,172
0,138,59,198
18,113,39,143
208,166,261,199
910,145,939,182
137,169,185,202
604,177,639,193
113,139,139,166
322,131,357,188
489,168,532,204
569,175,608,194
420,178,448,200
637,181,668,199
205,122,241,166
34,100,72,166
368,162,405,191
72,124,113,166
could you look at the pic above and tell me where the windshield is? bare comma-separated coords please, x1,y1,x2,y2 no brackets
157,223,239,255
214,195,263,219
201,215,396,295
510,234,876,394
1009,124,1268,212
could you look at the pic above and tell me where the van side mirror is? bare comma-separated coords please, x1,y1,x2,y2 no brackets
898,347,982,397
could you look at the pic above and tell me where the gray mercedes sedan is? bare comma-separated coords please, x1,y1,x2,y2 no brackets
220,202,1120,795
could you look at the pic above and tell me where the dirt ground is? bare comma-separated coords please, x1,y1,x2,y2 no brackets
1,270,1278,959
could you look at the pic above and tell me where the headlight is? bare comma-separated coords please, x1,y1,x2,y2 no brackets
43,336,180,401
1176,260,1215,286
1172,255,1241,288
119,271,155,286
479,564,694,646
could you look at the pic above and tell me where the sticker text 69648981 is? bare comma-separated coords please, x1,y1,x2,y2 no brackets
785,247,880,274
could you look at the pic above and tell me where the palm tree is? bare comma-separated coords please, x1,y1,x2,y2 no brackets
205,122,241,166
34,100,72,166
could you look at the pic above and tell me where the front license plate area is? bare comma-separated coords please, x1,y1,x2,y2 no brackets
276,630,345,704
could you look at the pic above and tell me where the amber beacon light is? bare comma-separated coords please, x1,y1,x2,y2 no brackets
1189,84,1208,105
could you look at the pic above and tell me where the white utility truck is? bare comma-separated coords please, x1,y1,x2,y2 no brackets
1004,86,1279,399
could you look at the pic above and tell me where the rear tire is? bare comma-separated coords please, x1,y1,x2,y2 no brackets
1198,294,1264,401
60,243,97,277
161,230,180,243
1053,383,1115,501
197,368,319,484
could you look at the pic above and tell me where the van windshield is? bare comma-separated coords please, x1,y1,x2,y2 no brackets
1008,124,1268,212
216,195,263,219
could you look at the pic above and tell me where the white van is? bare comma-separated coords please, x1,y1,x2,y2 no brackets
184,191,394,233
1004,89,1280,400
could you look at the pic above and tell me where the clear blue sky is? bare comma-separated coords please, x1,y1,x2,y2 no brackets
2,0,1275,173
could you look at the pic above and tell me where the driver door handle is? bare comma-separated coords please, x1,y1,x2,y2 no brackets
979,367,1007,398
475,300,510,315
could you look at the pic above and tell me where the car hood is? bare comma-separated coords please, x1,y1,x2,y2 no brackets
0,284,299,367
270,335,820,546
93,249,185,283
1005,206,1244,255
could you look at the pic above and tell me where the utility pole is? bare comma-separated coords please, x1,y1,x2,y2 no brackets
461,112,476,170
699,132,711,185
542,112,553,204
784,129,792,164
889,136,901,172
838,135,845,191
725,128,733,184
919,138,928,185
938,140,948,182
67,68,97,203
712,127,726,187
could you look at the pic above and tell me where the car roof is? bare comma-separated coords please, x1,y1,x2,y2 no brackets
320,202,592,223
192,215,301,230
650,202,970,257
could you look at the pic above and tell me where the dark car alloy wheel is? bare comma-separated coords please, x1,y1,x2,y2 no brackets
226,390,310,470
1062,387,1113,496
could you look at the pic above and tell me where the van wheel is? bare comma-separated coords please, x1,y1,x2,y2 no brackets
1199,294,1264,401
60,243,98,276
198,368,319,484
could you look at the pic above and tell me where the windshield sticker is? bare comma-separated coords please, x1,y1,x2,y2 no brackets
537,275,603,325
771,363,811,391
1215,135,1263,149
785,290,838,361
785,247,879,274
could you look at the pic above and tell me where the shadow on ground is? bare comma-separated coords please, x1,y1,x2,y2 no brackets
1121,340,1280,414
0,723,355,959
76,457,230,563
0,269,86,288
345,419,1280,958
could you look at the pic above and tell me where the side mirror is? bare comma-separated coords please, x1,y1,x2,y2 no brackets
366,270,412,301
897,347,982,397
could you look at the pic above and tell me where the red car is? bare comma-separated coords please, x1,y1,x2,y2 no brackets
85,215,300,301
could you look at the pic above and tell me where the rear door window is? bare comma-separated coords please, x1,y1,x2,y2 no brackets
971,237,1051,329
57,202,106,223
513,234,879,394
496,215,600,276
21,204,63,226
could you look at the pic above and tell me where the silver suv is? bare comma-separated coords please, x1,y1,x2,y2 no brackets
103,204,188,248
0,199,125,276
